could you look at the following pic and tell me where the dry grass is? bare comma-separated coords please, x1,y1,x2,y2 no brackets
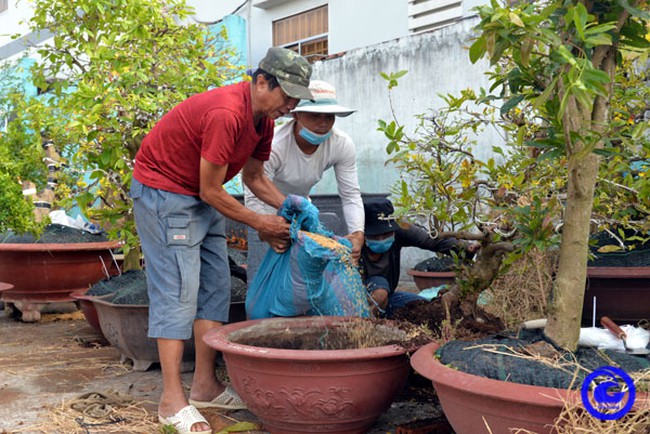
40,311,86,323
550,368,650,434
477,249,650,432
482,249,558,330
16,398,159,434
470,344,650,434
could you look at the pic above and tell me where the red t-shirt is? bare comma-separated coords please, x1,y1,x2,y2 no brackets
134,82,273,196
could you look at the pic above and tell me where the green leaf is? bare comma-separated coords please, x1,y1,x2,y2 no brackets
583,23,617,35
620,33,650,48
585,34,613,47
215,421,260,434
572,3,588,40
469,37,487,64
500,94,525,115
631,122,648,140
520,37,532,67
509,12,525,28
516,126,525,146
532,75,558,111
556,45,577,66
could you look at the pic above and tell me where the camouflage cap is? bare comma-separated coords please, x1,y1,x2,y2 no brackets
259,47,314,101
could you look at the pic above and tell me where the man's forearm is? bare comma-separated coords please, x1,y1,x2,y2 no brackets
245,174,285,210
200,187,264,230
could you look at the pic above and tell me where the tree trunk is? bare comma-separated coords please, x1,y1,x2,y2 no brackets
544,152,600,350
545,44,617,351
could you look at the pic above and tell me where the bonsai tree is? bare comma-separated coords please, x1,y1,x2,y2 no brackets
380,0,649,350
1,0,241,269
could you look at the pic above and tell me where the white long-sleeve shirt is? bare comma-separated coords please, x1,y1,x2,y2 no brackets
244,119,364,234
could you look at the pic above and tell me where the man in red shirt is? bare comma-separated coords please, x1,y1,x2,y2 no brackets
131,47,313,434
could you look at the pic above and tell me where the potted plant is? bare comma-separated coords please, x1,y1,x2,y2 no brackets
203,316,411,434
379,0,649,431
0,63,122,321
0,0,242,326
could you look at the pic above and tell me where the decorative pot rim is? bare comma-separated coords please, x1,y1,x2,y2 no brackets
586,266,650,278
91,296,147,309
70,289,113,303
0,240,123,252
204,316,409,361
407,269,456,278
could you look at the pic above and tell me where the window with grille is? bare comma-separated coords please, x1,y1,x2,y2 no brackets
408,0,462,33
273,5,328,62
0,0,8,14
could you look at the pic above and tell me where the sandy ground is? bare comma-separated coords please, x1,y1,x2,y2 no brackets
0,303,445,434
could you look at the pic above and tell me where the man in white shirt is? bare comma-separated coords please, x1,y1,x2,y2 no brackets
244,80,365,283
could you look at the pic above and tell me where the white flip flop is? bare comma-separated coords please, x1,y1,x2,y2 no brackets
189,385,247,410
158,405,211,434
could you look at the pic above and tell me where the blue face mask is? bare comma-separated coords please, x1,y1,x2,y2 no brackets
298,126,332,145
366,235,395,254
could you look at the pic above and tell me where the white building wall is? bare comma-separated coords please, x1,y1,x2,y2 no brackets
327,0,408,55
0,1,33,45
309,16,496,195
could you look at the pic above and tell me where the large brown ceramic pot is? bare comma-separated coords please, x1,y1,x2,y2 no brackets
411,342,572,434
0,240,122,321
91,296,196,372
203,316,410,434
583,266,650,325
411,342,650,434
69,290,109,338
407,269,456,290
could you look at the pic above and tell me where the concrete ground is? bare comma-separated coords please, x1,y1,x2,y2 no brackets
0,303,445,434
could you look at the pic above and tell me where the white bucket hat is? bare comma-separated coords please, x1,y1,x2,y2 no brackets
292,80,356,117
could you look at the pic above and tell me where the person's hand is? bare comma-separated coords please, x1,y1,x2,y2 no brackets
467,242,480,255
463,241,480,260
344,231,365,265
257,214,291,253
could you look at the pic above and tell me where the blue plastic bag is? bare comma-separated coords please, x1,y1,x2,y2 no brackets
245,195,371,319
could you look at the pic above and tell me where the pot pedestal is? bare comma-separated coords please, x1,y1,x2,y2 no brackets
203,316,410,434
0,241,121,322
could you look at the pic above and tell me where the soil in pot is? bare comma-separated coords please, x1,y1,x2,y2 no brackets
0,223,111,244
229,317,411,350
392,294,505,341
